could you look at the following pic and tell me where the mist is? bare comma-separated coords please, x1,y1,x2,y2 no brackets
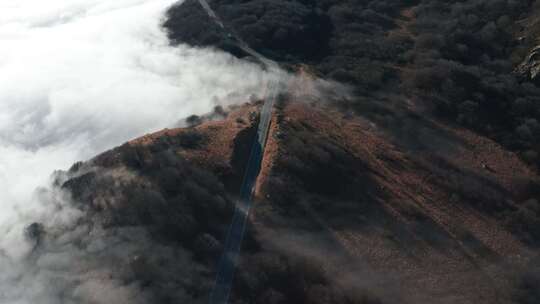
0,0,281,302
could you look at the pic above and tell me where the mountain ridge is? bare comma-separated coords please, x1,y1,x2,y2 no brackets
56,76,539,302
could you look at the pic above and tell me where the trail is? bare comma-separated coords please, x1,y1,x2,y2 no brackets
194,0,281,303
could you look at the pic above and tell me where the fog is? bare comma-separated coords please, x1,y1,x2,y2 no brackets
0,0,279,302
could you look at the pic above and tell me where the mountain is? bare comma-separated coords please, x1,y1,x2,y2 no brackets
31,0,540,303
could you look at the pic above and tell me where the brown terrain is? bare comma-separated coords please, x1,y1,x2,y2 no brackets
250,71,539,304
59,66,540,304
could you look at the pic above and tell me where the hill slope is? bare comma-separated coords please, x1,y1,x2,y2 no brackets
164,0,540,171
53,77,540,303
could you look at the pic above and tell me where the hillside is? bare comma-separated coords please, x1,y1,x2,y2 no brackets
52,68,540,303
164,0,540,172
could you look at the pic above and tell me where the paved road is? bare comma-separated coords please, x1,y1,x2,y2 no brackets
194,1,280,303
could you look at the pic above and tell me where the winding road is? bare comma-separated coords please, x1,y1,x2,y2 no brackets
194,1,281,303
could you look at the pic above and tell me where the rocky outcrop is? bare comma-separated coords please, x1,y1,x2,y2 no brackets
516,45,540,83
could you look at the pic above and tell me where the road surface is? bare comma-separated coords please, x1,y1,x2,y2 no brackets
193,1,281,303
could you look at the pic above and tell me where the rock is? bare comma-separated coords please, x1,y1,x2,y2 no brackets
516,45,540,83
